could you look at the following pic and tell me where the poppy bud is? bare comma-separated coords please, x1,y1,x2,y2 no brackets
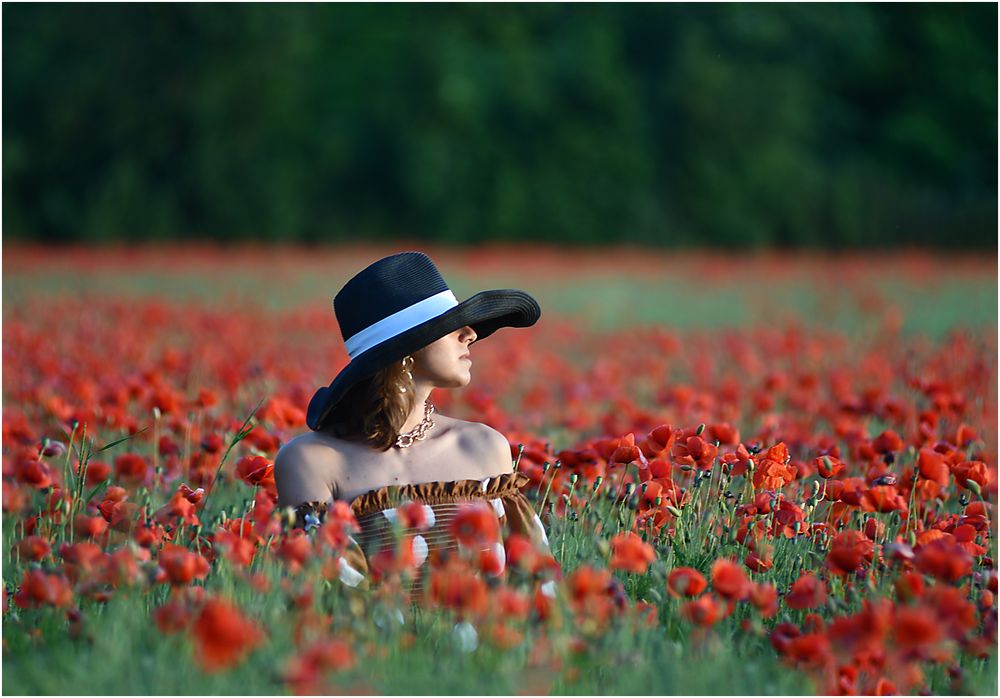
593,477,603,491
569,473,578,485
554,460,562,469
41,440,67,458
542,462,550,473
967,480,982,497
696,424,706,436
666,505,682,518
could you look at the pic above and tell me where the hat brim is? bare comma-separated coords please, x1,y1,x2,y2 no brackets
306,289,540,431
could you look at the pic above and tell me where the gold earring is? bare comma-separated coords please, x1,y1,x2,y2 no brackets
399,356,414,393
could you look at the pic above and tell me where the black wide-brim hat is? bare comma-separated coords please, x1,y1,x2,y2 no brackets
306,251,541,431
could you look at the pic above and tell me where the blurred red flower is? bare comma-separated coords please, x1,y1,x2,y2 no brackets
711,559,751,601
191,597,265,672
667,567,707,598
158,544,211,586
681,594,721,626
450,502,500,547
915,538,972,582
609,532,656,574
785,572,827,610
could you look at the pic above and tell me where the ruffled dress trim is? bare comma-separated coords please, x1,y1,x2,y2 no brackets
348,471,531,518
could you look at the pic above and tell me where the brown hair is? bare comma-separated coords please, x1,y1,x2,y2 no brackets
319,358,416,451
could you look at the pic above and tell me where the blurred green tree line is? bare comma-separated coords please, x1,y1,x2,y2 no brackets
3,3,996,248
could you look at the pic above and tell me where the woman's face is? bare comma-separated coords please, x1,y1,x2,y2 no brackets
411,325,477,388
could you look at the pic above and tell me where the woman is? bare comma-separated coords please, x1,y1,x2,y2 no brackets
274,251,551,592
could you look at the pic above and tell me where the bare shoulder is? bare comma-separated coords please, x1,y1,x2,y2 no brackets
440,415,513,477
273,431,349,507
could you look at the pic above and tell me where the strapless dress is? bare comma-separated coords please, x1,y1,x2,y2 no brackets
290,471,551,592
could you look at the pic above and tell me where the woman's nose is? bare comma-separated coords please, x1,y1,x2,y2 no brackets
459,325,477,343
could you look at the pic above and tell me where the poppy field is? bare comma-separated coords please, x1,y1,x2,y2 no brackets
2,244,997,695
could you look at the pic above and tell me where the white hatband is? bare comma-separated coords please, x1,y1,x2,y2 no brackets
344,290,459,359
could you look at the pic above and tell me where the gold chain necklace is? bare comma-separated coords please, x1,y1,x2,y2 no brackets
395,401,436,448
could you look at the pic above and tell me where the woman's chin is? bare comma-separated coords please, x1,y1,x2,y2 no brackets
429,372,471,390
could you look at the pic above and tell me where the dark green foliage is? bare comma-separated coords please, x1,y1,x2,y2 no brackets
3,3,996,247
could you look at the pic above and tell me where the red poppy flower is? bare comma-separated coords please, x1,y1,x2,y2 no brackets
477,546,505,577
609,532,656,574
711,559,751,601
872,677,898,696
191,597,265,673
871,430,903,453
235,455,276,495
893,606,942,650
222,518,263,544
827,530,872,576
609,433,641,465
84,460,112,486
178,483,205,504
667,567,707,597
213,529,257,568
752,443,796,490
16,535,52,561
915,538,972,582
114,453,149,484
643,424,678,457
13,569,74,608
721,443,752,477
785,633,832,669
566,565,612,604
154,598,195,635
953,461,990,491
860,485,906,514
158,544,211,586
815,455,845,479
923,584,977,639
785,572,827,610
398,501,430,530
744,547,773,574
494,586,532,621
14,457,54,489
429,562,489,618
277,532,313,572
681,594,721,626
504,533,541,573
915,448,949,486
369,536,418,578
59,541,106,583
672,431,718,469
769,622,802,654
285,638,357,693
450,502,500,547
153,490,200,527
707,422,739,446
74,514,109,539
894,571,924,601
952,524,986,556
750,583,778,618
318,502,360,550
